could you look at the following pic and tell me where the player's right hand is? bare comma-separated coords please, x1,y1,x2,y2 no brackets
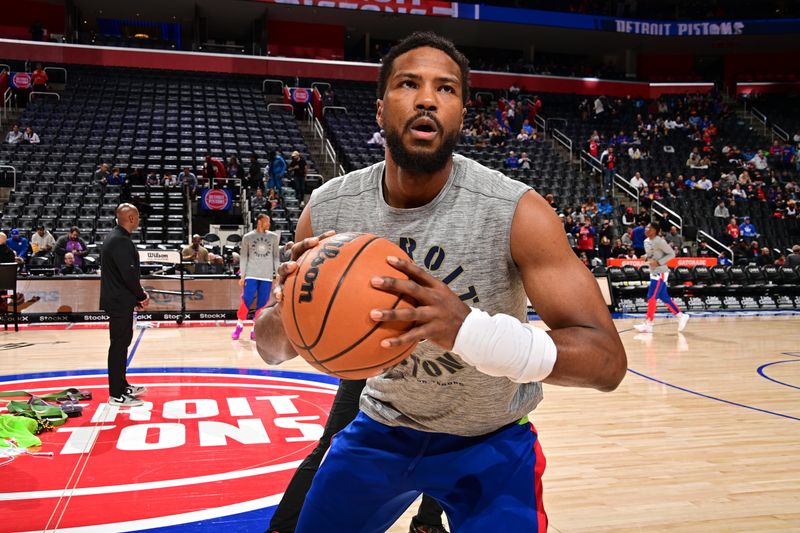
238,277,245,287
272,230,335,303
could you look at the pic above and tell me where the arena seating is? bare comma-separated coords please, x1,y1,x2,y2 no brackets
322,82,600,209
0,64,318,254
538,92,798,254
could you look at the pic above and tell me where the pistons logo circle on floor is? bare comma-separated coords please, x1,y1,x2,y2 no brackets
0,368,337,532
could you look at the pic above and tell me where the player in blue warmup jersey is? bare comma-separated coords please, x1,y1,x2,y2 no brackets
255,32,627,532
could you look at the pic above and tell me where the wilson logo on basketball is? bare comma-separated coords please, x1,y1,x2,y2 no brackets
205,189,229,210
298,233,359,303
0,369,336,532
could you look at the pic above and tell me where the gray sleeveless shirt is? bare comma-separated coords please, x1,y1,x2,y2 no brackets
308,154,542,436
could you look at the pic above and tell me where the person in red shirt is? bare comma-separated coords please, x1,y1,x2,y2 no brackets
589,139,599,159
31,63,48,92
726,217,740,241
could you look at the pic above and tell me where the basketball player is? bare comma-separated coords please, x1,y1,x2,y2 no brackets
255,32,627,532
100,204,149,407
232,213,280,341
634,222,690,333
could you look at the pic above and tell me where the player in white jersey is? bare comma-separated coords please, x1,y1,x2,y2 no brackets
232,213,280,340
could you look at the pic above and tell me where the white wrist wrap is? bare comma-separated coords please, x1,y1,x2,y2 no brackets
452,307,557,383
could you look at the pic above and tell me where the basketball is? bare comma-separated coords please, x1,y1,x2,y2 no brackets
281,232,419,379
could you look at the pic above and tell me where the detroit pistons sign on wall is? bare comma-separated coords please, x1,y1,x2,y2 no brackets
0,368,337,532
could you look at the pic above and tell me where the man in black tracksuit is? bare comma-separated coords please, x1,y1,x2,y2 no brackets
100,203,150,406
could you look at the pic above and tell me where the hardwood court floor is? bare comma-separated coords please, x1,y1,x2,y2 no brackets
0,315,798,532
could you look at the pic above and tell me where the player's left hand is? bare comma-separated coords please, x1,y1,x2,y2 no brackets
369,255,469,351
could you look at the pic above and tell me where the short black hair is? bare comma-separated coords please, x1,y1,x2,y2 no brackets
377,31,470,105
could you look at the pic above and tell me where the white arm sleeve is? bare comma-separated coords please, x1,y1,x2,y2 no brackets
452,307,558,384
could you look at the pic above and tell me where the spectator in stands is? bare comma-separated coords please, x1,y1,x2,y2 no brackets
695,241,712,258
725,217,741,242
621,227,633,249
714,200,730,219
288,150,307,204
146,172,160,187
266,150,286,194
322,88,335,106
163,172,178,187
517,120,535,142
786,245,800,267
756,247,774,267
732,183,748,203
59,252,83,275
227,156,241,179
593,95,605,119
181,234,210,271
518,152,532,170
31,63,48,92
95,163,110,186
748,150,768,171
574,219,596,261
598,197,613,217
5,124,23,144
508,81,520,100
739,216,759,239
108,167,125,186
55,227,88,268
251,188,268,213
610,238,627,258
24,127,40,144
621,207,635,228
599,146,616,191
0,233,22,265
632,220,647,257
204,156,227,188
504,151,519,169
29,21,44,41
247,155,262,190
665,226,683,251
7,229,29,263
717,251,732,266
31,224,55,256
180,167,198,197
367,130,386,147
696,176,713,191
629,171,647,190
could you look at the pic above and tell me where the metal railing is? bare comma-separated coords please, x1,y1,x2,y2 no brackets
2,87,12,120
323,138,337,169
579,150,640,210
652,200,683,235
750,106,791,142
311,81,330,94
698,230,734,262
337,164,345,177
267,103,293,113
551,127,573,161
0,164,17,189
262,78,284,94
546,117,568,132
44,66,67,84
772,124,790,142
533,114,546,136
322,105,347,116
29,91,60,103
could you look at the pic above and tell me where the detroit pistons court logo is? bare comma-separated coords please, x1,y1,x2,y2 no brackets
0,368,336,532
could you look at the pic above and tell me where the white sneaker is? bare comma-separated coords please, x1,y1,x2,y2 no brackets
109,393,144,407
634,322,653,333
125,385,147,397
677,313,690,332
